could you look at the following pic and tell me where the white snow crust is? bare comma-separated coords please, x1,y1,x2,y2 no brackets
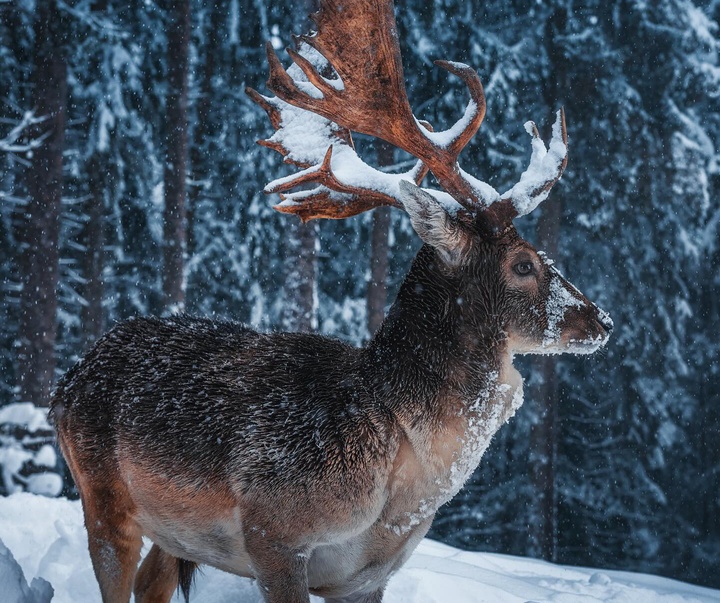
441,374,523,512
417,98,477,149
0,537,52,603
1,493,718,603
386,372,523,536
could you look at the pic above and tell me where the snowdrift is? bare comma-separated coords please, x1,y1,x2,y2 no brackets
0,493,717,603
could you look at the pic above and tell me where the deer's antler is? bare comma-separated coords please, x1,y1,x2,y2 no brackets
247,42,431,221
248,0,568,231
486,109,569,228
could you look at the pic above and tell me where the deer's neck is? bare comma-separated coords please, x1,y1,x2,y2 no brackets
362,247,524,526
363,246,517,425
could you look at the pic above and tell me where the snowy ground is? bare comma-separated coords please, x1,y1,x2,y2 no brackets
0,493,718,603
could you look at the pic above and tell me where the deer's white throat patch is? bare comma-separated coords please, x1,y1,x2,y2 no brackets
386,370,524,536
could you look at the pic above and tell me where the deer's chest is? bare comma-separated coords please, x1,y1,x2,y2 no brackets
383,371,524,535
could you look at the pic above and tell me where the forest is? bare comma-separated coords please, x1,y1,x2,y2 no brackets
1,0,719,592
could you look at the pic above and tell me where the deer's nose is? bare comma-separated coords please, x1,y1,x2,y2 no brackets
598,314,613,333
593,305,613,333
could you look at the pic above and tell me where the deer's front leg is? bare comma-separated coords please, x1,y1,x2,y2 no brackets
245,525,311,603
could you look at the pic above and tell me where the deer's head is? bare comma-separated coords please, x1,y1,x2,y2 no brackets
248,0,612,357
397,180,611,356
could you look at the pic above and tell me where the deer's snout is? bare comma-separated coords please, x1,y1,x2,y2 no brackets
539,269,612,355
595,305,614,334
567,300,613,353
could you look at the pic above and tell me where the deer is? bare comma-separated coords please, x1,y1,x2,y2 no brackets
50,1,612,602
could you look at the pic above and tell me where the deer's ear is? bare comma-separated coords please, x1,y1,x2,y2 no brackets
399,180,470,266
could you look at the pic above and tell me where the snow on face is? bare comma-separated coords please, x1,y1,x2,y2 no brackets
542,269,584,348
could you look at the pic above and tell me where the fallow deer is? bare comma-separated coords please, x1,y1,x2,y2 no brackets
51,1,612,602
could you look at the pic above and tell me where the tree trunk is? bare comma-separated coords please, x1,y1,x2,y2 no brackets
366,141,394,337
79,0,109,348
187,3,221,261
80,156,106,348
282,220,317,332
528,4,567,562
162,0,190,311
529,198,561,561
16,0,67,407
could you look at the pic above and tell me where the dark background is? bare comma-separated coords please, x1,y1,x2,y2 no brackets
1,0,719,590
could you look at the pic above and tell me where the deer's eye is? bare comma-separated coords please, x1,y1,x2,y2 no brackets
513,261,534,276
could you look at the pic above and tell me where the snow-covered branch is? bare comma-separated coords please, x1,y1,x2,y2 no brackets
0,112,48,154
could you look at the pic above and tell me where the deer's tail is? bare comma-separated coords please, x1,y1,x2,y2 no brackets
178,558,199,603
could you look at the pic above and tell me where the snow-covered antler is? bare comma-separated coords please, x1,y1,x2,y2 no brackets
246,42,430,221
248,0,568,232
494,109,568,220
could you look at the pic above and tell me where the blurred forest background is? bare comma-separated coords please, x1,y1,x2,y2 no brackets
1,0,719,591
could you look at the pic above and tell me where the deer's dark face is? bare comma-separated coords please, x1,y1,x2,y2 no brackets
491,229,612,355
400,183,612,358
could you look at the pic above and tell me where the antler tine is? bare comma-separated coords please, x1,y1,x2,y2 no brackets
520,107,568,203
266,146,401,206
432,60,487,158
273,188,399,222
498,108,568,217
479,108,568,234
286,47,341,99
246,85,283,131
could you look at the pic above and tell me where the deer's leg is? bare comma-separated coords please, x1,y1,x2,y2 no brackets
245,527,310,603
133,544,179,603
60,435,142,603
82,487,143,603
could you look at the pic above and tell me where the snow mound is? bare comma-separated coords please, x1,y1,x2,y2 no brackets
0,537,53,603
0,493,717,603
0,404,62,497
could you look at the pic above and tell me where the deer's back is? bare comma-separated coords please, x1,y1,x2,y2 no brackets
52,316,398,499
